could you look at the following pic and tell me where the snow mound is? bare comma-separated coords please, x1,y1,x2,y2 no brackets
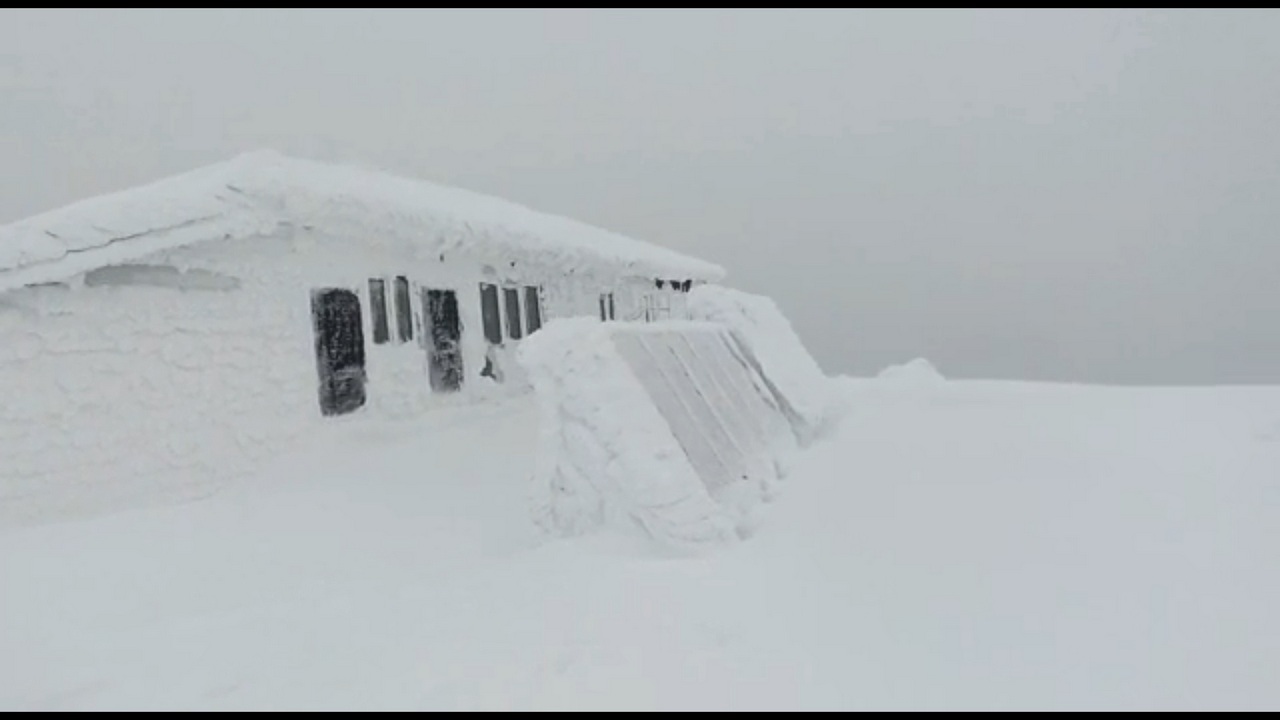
518,318,798,552
877,358,946,383
686,284,836,443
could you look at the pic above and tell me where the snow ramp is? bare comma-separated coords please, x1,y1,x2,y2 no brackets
517,318,802,551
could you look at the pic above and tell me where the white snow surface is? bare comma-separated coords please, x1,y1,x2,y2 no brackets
686,284,836,442
0,150,724,292
3,378,1280,710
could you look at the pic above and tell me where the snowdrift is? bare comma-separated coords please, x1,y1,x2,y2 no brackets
518,318,803,551
876,357,946,384
686,285,835,444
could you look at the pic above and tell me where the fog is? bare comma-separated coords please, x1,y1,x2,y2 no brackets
3,9,1278,384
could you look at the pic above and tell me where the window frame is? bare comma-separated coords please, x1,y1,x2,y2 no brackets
393,275,413,343
524,285,543,335
479,282,502,345
368,278,391,345
503,286,523,340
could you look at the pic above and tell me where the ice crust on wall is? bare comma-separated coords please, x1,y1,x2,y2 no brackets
517,318,799,551
0,239,316,526
686,284,837,443
0,229,489,526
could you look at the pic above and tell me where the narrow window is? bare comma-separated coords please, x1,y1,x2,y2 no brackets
504,286,523,340
599,294,608,321
608,293,616,321
369,278,390,345
600,292,616,321
394,275,413,343
424,288,464,393
524,285,543,335
479,283,502,344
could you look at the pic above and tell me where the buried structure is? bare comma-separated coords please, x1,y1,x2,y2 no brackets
518,288,836,551
0,150,723,523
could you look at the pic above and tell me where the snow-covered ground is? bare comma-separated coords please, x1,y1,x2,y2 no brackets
3,376,1280,710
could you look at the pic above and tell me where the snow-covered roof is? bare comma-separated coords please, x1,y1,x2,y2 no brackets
0,150,725,292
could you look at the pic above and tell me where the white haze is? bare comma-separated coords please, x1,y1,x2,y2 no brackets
2,9,1279,384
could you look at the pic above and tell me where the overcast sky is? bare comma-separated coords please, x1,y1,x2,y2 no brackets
3,9,1278,384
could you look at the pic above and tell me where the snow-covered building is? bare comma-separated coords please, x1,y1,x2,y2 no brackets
0,150,723,521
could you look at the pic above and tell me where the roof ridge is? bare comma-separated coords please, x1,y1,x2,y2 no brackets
0,151,725,292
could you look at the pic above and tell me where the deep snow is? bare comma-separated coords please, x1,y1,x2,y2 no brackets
3,377,1280,710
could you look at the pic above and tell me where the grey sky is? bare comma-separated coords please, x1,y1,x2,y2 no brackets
3,9,1278,384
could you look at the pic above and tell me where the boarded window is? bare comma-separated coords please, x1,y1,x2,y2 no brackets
504,287,523,340
394,275,413,343
369,278,390,345
480,283,502,344
423,288,465,393
311,288,367,416
524,285,543,335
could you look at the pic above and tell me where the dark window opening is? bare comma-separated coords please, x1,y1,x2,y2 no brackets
394,275,413,343
504,286,523,340
655,279,665,290
423,288,464,393
480,283,502,344
311,288,367,416
682,280,693,292
524,285,543,335
369,278,390,345
600,292,616,321
608,293,616,320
